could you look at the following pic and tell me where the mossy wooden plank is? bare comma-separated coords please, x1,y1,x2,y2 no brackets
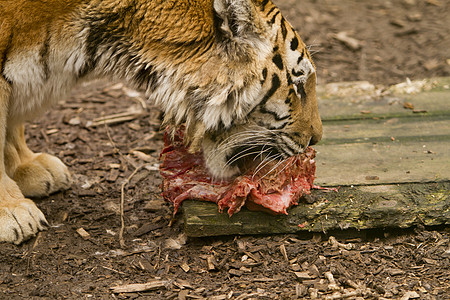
183,182,450,237
317,77,450,121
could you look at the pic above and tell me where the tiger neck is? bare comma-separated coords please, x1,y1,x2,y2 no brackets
75,0,266,137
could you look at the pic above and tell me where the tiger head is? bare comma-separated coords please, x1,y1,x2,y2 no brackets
194,0,322,178
85,0,322,178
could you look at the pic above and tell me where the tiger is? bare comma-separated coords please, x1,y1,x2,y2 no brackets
0,0,322,244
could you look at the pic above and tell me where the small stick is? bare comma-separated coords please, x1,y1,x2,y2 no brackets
90,115,142,127
110,280,168,294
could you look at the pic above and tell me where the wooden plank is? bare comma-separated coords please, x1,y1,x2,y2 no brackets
183,182,450,237
317,77,450,121
320,116,449,145
315,139,450,186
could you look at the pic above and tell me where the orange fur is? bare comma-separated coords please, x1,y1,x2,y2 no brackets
0,0,321,244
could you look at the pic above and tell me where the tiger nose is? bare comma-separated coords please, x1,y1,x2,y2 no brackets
309,122,323,146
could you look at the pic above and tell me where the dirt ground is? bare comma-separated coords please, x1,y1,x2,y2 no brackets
1,0,449,299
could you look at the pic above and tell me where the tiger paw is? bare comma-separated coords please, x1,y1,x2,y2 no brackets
0,180,48,244
12,153,72,198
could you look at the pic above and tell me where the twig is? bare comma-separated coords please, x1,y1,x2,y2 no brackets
102,120,147,248
103,120,136,171
102,265,127,275
119,164,146,248
89,110,144,127
110,280,168,293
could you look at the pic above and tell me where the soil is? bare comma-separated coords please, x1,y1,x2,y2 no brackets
1,0,449,299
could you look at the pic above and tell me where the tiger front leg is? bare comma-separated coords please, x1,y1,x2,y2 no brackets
5,125,72,198
0,78,48,244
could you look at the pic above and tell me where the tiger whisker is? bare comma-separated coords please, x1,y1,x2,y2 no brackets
252,153,282,181
258,155,286,181
225,148,266,167
276,157,295,176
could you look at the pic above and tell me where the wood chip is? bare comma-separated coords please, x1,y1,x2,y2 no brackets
426,0,442,6
229,269,243,277
207,255,216,271
131,150,154,162
333,31,362,50
308,264,320,278
294,271,313,280
178,289,189,300
400,291,420,300
395,27,418,36
180,262,190,273
422,258,438,265
68,116,81,125
109,163,121,169
209,296,227,300
387,268,405,276
424,59,440,71
46,129,59,135
329,236,354,250
173,280,194,290
390,19,406,28
240,266,252,273
325,272,339,291
143,199,165,212
110,280,168,293
280,244,289,262
76,228,90,239
107,169,120,182
296,283,307,297
251,277,276,282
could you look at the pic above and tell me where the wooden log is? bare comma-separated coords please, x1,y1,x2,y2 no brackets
182,182,450,237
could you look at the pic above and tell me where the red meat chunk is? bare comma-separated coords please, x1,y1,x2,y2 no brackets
160,129,316,216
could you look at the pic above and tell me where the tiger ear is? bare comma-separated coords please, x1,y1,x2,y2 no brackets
213,0,267,60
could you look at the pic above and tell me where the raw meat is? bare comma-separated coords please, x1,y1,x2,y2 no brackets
160,129,316,216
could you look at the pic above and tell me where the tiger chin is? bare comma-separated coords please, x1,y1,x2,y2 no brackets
0,0,322,244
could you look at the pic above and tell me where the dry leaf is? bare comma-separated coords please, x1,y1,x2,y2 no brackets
403,101,415,110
